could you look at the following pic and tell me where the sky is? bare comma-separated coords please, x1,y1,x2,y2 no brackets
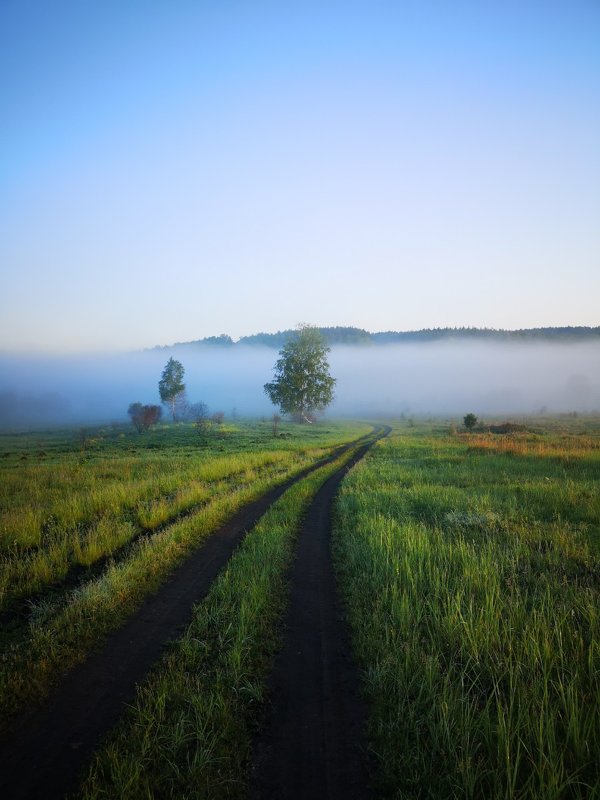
1,0,599,353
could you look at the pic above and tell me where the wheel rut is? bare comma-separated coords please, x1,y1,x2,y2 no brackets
0,428,381,800
250,425,390,800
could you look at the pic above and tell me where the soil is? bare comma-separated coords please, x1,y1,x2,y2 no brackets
249,426,390,800
0,428,380,800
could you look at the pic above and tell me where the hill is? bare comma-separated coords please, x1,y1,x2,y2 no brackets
152,326,600,350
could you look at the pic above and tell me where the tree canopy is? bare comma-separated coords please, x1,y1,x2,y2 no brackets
264,325,335,423
159,357,186,421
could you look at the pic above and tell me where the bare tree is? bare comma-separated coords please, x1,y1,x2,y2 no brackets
272,413,281,437
190,402,212,441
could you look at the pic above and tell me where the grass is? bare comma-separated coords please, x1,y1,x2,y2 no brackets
78,445,366,799
0,457,298,612
333,421,600,798
0,419,370,728
0,419,369,552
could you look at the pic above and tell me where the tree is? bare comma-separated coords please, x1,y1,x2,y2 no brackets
159,358,186,421
190,401,212,442
463,413,478,431
264,325,336,423
128,402,162,433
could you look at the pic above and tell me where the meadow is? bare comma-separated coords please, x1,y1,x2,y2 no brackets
1,415,599,798
0,418,370,726
334,418,600,799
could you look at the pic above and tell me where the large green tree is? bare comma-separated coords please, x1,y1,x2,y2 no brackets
159,357,186,421
264,325,336,423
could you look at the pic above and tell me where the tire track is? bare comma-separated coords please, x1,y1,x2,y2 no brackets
250,425,390,800
0,427,382,800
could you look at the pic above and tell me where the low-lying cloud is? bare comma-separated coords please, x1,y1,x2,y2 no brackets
0,341,598,429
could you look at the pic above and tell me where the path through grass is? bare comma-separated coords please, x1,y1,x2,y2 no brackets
80,445,366,799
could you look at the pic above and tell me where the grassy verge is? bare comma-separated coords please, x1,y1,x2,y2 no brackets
79,445,365,799
333,424,600,799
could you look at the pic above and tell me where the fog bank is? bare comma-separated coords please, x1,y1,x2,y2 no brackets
0,341,598,429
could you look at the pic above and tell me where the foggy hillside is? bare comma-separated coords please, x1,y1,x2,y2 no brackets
156,326,600,350
1,339,599,429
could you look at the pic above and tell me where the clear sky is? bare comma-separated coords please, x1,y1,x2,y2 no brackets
1,0,599,353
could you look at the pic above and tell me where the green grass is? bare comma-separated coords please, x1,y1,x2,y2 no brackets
0,456,301,612
79,445,365,800
0,419,369,552
0,419,370,728
334,421,600,799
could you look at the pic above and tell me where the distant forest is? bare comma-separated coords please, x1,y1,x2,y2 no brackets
154,326,600,350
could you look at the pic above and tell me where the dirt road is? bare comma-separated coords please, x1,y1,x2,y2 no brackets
250,426,390,800
0,428,382,800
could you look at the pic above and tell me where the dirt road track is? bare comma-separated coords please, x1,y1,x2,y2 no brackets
250,425,390,800
0,428,381,800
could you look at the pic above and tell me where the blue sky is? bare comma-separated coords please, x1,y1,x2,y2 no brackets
1,0,599,352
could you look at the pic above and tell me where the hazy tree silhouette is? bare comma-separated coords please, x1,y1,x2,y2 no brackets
463,413,478,431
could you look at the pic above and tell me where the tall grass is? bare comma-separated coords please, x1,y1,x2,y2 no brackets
0,457,306,611
0,420,371,552
334,426,600,798
0,421,371,609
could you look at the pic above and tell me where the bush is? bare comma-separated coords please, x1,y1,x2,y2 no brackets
463,413,478,431
128,403,162,433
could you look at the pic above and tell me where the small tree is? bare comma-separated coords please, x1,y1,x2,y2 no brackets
190,401,212,441
264,325,335,423
272,412,281,437
463,413,478,431
128,402,162,433
128,402,145,433
159,358,186,421
142,404,162,430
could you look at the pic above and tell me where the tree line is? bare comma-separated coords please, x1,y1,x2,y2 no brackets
150,325,600,351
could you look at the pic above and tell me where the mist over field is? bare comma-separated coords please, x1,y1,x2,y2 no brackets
1,341,598,430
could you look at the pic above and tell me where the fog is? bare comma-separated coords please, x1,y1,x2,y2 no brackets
0,341,599,429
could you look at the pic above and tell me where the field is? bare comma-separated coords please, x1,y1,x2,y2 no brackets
335,418,600,799
0,419,370,725
0,416,599,798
